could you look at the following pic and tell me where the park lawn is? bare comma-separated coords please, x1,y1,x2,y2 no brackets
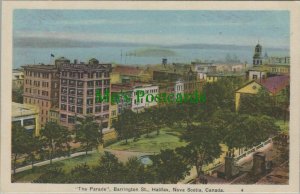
275,120,289,133
107,127,187,153
13,152,103,183
13,126,187,182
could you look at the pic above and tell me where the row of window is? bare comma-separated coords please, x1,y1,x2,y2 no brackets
60,105,109,114
25,88,52,97
61,71,110,79
61,88,109,96
25,71,52,78
133,88,158,96
24,97,49,107
61,80,110,86
271,68,289,73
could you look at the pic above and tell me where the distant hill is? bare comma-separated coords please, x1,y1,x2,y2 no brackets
126,48,177,57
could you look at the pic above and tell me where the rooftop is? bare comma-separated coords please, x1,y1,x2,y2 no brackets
256,75,290,94
12,102,39,118
113,65,144,76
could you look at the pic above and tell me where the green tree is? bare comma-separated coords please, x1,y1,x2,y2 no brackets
93,151,125,183
113,109,136,144
150,149,191,183
24,136,43,169
75,116,102,156
181,123,222,178
124,157,148,183
224,114,279,150
41,122,72,164
67,163,95,183
12,88,23,103
12,123,29,174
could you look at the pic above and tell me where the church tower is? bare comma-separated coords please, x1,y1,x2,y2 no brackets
253,43,263,66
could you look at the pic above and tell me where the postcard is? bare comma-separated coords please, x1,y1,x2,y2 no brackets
1,1,300,194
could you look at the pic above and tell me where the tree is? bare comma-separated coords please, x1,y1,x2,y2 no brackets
93,151,125,183
224,114,280,150
124,157,149,183
24,136,43,169
67,163,95,183
75,116,102,156
113,109,136,144
150,149,191,183
12,123,29,174
12,87,23,103
41,122,72,164
181,123,223,178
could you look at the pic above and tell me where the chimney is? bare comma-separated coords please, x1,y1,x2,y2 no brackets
74,59,78,64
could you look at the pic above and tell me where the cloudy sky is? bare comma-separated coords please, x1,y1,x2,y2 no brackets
13,10,290,49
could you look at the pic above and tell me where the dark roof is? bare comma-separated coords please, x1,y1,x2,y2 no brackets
257,75,289,94
113,66,143,76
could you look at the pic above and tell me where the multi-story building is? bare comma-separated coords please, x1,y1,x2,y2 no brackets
131,83,159,112
12,69,24,90
59,58,112,129
12,102,40,136
23,64,60,127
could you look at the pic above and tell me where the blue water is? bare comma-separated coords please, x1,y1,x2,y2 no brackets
13,46,289,68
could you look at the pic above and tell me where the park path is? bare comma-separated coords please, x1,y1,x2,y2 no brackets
12,148,153,174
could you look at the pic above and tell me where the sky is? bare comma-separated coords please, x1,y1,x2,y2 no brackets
13,10,290,49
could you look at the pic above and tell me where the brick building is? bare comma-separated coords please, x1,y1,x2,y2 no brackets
23,64,60,127
59,58,112,129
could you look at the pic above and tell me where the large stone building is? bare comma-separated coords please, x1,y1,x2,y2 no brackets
23,64,60,127
59,58,112,129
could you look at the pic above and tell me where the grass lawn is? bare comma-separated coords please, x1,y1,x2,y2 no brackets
13,152,103,183
275,120,289,133
13,126,186,182
107,127,187,153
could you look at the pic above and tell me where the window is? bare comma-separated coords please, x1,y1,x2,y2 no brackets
104,72,109,77
69,88,76,95
12,120,21,126
68,105,75,112
69,97,75,104
77,81,84,87
61,96,67,102
95,106,101,113
77,89,83,96
103,105,109,111
77,107,83,114
24,118,35,126
87,98,93,105
77,98,83,105
61,104,67,110
253,75,258,80
62,79,68,85
95,80,102,86
86,107,93,114
60,114,67,121
87,89,94,96
69,80,76,86
68,116,75,124
87,81,94,87
61,87,67,94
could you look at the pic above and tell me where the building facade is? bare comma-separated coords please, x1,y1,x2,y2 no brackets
132,84,159,112
23,64,60,127
59,58,112,129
